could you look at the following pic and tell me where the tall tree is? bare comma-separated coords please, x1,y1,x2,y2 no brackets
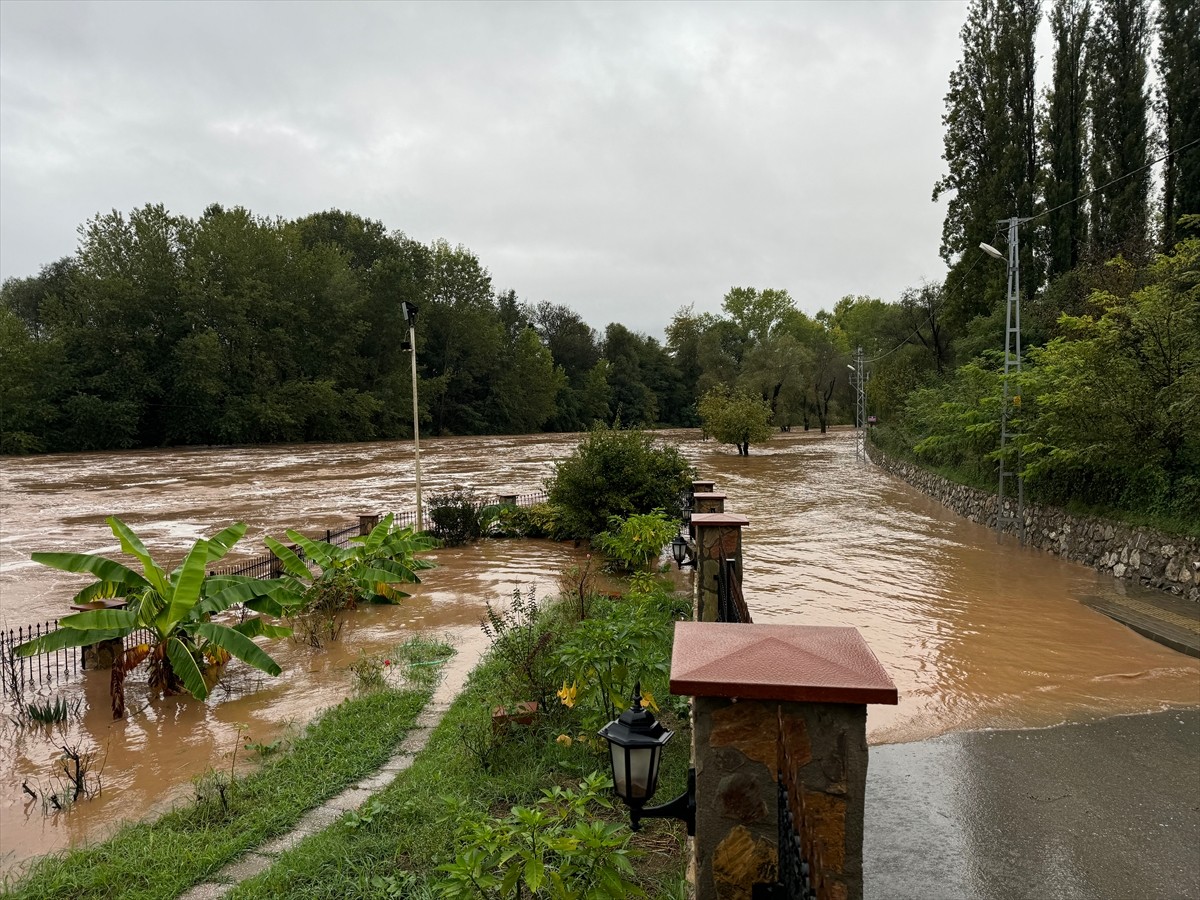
1155,0,1200,248
1088,0,1151,258
934,0,1042,336
1042,0,1092,278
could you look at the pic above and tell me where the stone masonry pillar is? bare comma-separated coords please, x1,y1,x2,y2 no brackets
693,480,717,494
670,622,898,900
693,492,727,514
692,514,748,622
358,514,381,536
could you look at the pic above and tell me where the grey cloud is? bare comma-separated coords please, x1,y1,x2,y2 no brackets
1,0,965,338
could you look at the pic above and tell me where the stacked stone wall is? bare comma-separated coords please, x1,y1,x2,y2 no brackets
866,444,1200,603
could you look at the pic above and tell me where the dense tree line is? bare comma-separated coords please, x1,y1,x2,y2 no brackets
1,205,701,453
878,0,1200,528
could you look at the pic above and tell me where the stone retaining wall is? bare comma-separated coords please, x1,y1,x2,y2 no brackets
867,444,1200,603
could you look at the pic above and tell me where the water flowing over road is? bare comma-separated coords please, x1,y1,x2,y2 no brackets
1,429,1196,871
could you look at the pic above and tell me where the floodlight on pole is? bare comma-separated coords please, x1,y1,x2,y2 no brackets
979,242,1004,260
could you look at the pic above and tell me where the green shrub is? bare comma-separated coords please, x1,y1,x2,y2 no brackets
592,510,678,572
434,773,641,899
427,489,489,546
546,425,694,540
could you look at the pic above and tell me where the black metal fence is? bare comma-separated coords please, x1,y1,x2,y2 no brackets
753,713,827,900
2,490,550,696
716,554,752,624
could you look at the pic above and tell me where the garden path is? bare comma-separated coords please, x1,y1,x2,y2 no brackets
176,628,489,900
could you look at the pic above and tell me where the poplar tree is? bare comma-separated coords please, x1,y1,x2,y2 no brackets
1155,0,1200,247
1042,0,1091,278
1088,0,1151,258
934,0,1041,337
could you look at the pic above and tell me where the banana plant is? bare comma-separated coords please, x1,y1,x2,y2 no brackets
265,513,437,611
17,517,294,717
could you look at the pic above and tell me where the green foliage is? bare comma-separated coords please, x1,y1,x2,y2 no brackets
267,513,436,614
551,578,683,732
547,425,694,540
428,489,497,546
698,385,774,455
592,511,678,572
1016,240,1200,518
17,518,291,714
6,677,435,900
435,773,642,899
25,696,80,725
481,586,560,710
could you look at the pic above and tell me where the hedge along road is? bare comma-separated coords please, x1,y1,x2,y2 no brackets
1,428,1197,875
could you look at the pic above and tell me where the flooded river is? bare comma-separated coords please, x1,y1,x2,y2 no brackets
1,429,1197,872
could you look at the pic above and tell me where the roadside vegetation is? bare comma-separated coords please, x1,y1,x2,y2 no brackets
229,575,691,900
4,637,449,900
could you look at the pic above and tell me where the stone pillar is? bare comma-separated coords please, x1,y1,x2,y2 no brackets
693,492,726,514
693,480,716,494
498,494,518,506
358,514,381,536
670,622,898,900
692,514,748,622
82,637,124,670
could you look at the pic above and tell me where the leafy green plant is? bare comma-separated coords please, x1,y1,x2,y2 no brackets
266,514,436,625
551,586,676,732
435,772,642,899
428,489,501,546
592,510,678,572
481,586,560,711
25,695,80,725
546,425,694,540
16,517,292,718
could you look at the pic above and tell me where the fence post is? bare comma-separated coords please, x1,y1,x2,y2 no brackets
692,514,749,622
670,622,897,900
358,514,381,536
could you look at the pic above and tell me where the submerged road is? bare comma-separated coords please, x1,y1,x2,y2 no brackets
864,708,1200,899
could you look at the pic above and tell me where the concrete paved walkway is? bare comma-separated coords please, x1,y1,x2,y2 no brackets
178,631,486,900
1081,588,1200,658
865,708,1200,900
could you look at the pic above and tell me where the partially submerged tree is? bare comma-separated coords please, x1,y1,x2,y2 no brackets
699,386,773,456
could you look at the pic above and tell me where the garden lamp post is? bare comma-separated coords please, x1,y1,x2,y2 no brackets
401,300,423,532
598,683,695,835
671,534,695,570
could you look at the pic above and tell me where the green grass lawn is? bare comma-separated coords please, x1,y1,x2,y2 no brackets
6,638,448,900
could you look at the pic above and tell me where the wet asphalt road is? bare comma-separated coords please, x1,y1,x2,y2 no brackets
864,709,1200,900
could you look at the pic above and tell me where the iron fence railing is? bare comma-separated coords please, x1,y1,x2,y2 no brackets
753,712,827,900
716,555,752,624
2,621,77,697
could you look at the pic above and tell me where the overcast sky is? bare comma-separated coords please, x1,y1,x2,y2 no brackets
0,0,972,340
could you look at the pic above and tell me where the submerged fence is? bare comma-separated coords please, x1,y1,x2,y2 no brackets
1,490,549,697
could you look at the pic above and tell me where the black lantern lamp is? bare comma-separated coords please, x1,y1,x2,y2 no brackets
598,683,695,835
671,533,695,570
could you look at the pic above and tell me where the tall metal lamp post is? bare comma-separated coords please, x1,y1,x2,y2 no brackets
980,216,1028,544
400,300,423,532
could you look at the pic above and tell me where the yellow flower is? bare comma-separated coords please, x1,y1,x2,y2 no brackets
557,681,578,708
556,734,573,747
641,690,659,713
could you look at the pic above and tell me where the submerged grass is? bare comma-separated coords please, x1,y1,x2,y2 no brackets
6,636,449,900
230,594,691,900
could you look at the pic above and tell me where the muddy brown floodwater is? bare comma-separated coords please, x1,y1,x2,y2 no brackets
1,429,1197,875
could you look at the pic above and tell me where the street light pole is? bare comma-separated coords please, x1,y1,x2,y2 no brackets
401,301,423,533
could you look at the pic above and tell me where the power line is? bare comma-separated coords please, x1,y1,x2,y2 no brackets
862,137,1199,367
1029,136,1200,226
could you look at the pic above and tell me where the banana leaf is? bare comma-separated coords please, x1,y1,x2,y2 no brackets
193,622,282,676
